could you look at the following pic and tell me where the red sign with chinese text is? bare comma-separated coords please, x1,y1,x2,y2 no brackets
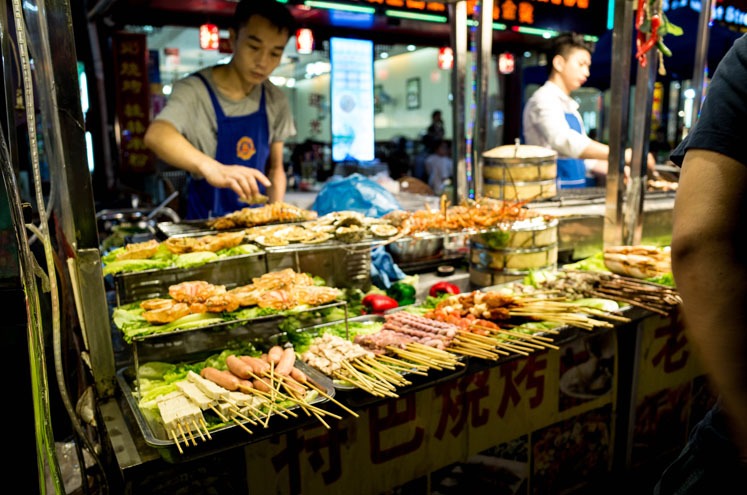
112,32,154,174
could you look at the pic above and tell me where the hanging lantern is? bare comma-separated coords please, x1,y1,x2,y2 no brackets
498,52,515,74
199,23,219,50
296,28,314,55
437,47,453,70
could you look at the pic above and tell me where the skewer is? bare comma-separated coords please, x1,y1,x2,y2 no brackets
306,379,360,418
177,422,194,447
209,404,229,423
494,336,546,351
191,419,207,442
231,417,254,435
376,354,429,372
169,429,183,454
199,418,213,440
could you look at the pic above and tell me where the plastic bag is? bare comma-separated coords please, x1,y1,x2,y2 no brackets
311,173,402,218
370,246,407,289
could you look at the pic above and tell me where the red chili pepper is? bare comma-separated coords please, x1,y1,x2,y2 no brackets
428,281,460,298
362,294,399,314
636,14,661,66
636,0,646,28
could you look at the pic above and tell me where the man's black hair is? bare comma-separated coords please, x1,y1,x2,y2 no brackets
232,0,297,37
546,32,594,76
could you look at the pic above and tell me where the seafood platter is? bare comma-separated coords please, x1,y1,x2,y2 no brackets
105,207,404,302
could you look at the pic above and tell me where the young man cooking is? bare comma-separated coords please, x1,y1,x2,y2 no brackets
144,0,297,219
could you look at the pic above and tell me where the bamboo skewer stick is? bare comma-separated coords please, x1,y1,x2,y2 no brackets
199,418,213,440
306,379,360,418
191,420,207,442
169,430,183,454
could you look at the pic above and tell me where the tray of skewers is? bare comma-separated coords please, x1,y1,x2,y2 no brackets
273,313,470,399
117,341,352,462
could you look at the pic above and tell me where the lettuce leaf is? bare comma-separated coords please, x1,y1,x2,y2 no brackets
173,251,219,269
103,258,173,276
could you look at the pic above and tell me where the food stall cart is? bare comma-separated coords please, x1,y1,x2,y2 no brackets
0,0,714,494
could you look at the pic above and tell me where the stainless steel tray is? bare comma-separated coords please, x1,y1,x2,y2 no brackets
279,314,468,393
112,251,267,305
116,360,336,462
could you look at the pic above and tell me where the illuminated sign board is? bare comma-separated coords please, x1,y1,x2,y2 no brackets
330,37,375,162
355,0,609,36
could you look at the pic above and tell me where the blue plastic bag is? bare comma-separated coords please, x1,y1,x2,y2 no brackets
311,173,402,218
370,246,407,289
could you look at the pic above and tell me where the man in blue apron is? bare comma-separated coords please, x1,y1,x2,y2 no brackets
144,0,297,219
522,32,656,189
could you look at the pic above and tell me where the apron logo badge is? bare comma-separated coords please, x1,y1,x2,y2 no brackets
236,136,256,161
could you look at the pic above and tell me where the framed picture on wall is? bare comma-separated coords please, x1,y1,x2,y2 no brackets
374,84,383,114
406,77,420,110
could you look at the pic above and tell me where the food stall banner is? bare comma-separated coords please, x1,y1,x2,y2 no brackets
245,332,617,494
112,32,154,174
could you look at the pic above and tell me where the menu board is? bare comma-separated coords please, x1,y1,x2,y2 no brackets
330,37,375,163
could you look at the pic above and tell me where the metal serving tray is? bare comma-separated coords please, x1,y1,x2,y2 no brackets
116,360,335,463
278,314,469,398
113,251,267,305
128,301,350,376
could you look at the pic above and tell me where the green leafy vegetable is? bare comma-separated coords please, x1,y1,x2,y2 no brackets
173,251,219,269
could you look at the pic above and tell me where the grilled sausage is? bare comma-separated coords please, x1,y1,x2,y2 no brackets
200,367,239,391
252,377,272,393
236,378,254,394
267,345,284,364
226,355,253,379
275,347,296,376
289,366,307,385
239,355,270,376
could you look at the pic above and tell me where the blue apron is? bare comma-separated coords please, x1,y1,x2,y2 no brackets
556,112,591,189
186,74,271,220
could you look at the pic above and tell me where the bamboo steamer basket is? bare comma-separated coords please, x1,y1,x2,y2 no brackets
482,144,558,201
468,216,558,287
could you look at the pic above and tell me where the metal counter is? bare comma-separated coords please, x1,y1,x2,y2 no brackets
526,187,676,261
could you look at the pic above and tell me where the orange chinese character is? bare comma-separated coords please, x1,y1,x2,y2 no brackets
120,62,142,78
122,80,143,94
406,0,426,10
434,372,491,440
578,0,589,8
128,153,150,168
369,396,424,462
501,0,517,20
120,41,140,56
497,353,548,418
564,0,576,7
518,2,534,23
124,103,145,119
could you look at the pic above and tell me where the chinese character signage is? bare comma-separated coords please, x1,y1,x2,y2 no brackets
244,331,617,494
359,0,609,37
112,32,154,174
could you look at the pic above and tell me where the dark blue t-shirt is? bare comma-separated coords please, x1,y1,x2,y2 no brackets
670,33,747,167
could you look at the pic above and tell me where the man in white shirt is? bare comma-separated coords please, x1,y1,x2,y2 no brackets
522,32,655,188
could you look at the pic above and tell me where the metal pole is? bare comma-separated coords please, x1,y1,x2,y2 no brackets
450,1,468,204
473,0,493,200
603,0,635,248
690,0,714,128
625,47,657,245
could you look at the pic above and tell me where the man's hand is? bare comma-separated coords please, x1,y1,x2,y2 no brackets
201,163,272,202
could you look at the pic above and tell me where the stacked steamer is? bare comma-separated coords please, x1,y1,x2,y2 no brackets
482,144,557,202
469,213,559,287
